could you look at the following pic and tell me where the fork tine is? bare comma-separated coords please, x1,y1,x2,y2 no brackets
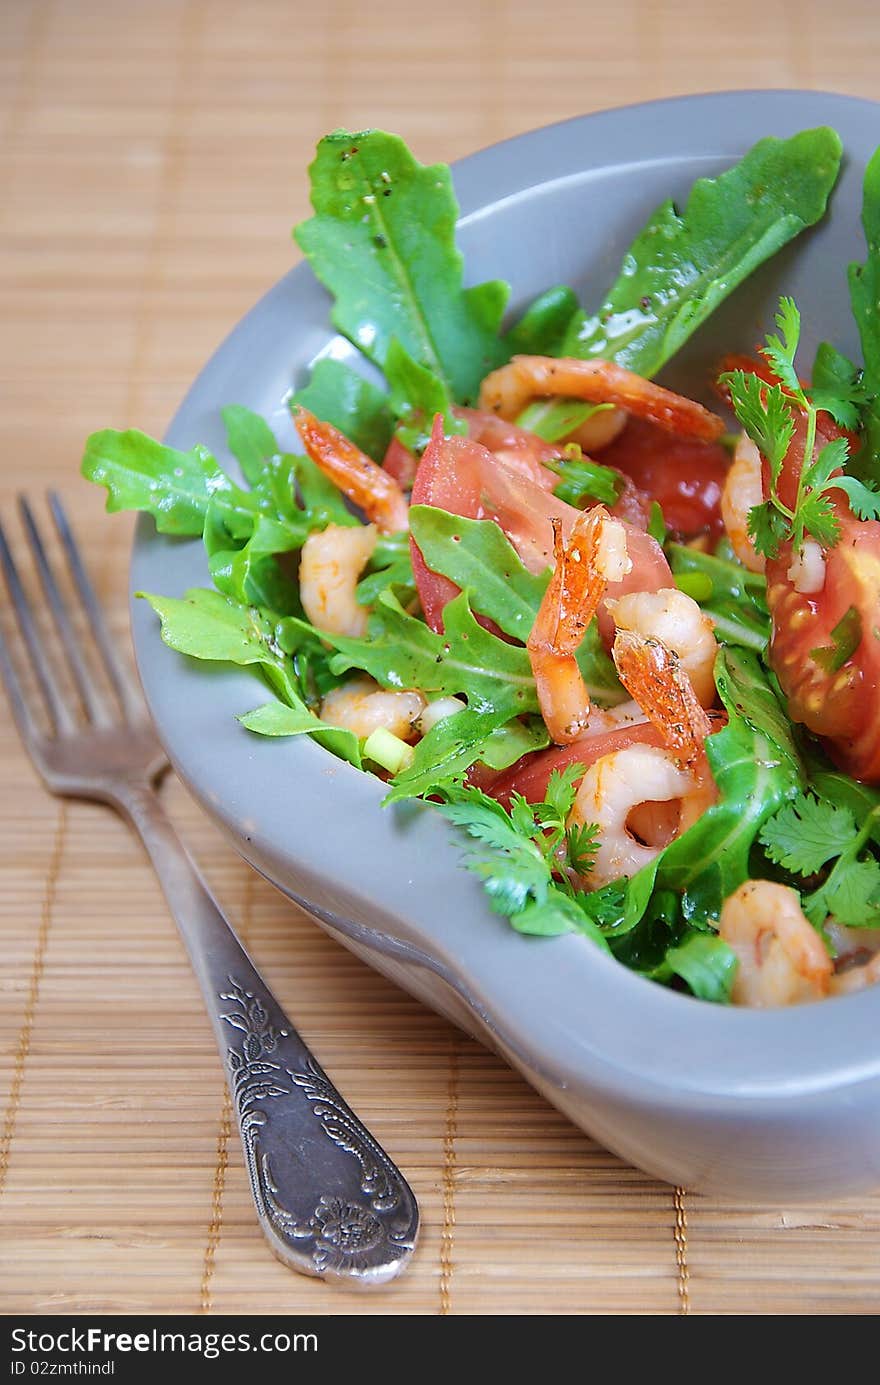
18,495,114,726
0,616,43,751
47,492,144,722
0,515,76,735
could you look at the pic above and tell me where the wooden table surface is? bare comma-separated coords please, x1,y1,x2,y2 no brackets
2,0,880,1316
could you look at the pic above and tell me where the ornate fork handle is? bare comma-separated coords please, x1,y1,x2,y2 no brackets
115,780,419,1284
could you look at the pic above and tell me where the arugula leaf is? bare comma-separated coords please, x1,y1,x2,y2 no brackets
547,454,623,508
561,127,843,377
237,700,362,768
82,429,258,538
206,508,302,613
138,586,302,708
322,589,537,717
221,405,280,486
383,705,515,801
476,717,549,771
409,505,546,642
354,530,415,606
289,357,394,462
382,339,464,453
663,934,738,1003
848,146,880,483
295,129,508,401
408,505,622,700
504,285,580,357
658,648,803,914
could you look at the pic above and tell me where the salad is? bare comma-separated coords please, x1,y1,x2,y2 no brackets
84,126,880,1008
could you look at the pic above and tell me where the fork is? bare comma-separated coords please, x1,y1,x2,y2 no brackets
0,493,419,1285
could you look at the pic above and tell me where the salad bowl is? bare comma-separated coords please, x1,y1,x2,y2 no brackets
130,90,880,1202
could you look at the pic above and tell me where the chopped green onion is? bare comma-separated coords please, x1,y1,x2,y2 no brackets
674,572,714,602
515,399,611,443
363,728,415,775
647,501,667,545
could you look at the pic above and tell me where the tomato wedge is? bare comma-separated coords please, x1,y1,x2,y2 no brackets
750,403,880,783
411,417,672,634
599,417,729,538
768,509,880,782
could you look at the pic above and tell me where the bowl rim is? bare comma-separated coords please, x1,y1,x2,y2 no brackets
130,88,880,1108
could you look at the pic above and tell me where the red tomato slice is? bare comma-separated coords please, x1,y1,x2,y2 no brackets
454,407,560,488
768,510,880,782
382,435,418,488
750,401,880,783
488,722,666,806
599,417,729,538
411,418,672,633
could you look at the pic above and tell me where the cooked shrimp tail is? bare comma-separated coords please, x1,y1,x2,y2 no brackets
611,629,714,768
293,406,409,533
607,587,718,707
719,881,832,1007
478,355,726,442
527,506,630,744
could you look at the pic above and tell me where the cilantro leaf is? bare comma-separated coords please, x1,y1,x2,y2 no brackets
825,474,880,520
759,793,858,876
760,295,802,393
436,781,608,946
566,822,599,877
723,369,795,478
811,341,867,430
809,857,880,927
795,492,841,550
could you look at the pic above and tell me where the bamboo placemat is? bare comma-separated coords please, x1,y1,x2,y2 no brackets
2,0,880,1317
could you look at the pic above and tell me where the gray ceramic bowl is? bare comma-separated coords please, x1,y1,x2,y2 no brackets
131,91,880,1201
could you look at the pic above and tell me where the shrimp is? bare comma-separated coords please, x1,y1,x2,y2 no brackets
720,432,765,573
718,881,832,1007
611,629,715,768
527,505,631,744
568,743,715,887
320,676,425,740
607,588,718,708
294,406,408,533
299,522,377,637
478,355,726,443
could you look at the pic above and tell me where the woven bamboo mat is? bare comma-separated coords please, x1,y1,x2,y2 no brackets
2,0,880,1316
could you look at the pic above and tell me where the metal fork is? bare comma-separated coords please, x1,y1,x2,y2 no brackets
0,493,419,1285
